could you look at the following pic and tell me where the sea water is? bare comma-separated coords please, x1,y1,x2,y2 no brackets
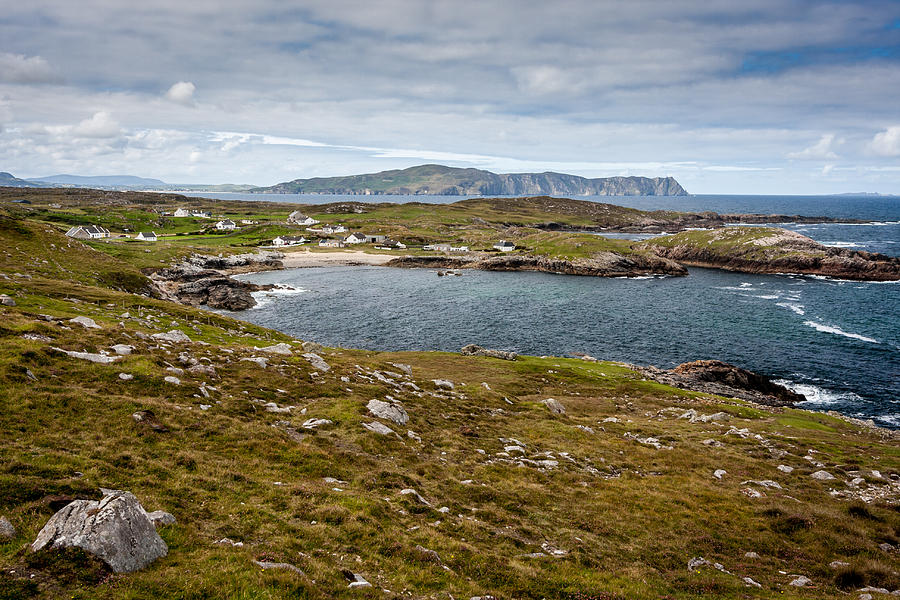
215,193,899,427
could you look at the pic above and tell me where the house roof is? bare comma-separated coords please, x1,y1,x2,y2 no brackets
496,240,515,247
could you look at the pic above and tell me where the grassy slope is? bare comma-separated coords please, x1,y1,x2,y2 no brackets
641,227,827,262
0,199,898,599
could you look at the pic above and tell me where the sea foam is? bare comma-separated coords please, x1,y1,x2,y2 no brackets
803,320,879,344
774,380,864,406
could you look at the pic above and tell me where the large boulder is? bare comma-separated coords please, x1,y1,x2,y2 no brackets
460,344,518,361
31,489,168,573
367,399,409,425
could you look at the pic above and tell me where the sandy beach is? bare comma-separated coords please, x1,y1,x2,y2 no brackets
279,250,396,268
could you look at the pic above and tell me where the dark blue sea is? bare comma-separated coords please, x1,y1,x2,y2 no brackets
215,194,899,428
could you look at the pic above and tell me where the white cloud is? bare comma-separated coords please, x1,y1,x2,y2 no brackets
165,81,196,106
867,126,900,157
72,112,122,138
786,134,839,160
0,53,57,83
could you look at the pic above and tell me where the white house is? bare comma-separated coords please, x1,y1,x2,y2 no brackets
191,210,211,218
375,239,407,250
494,240,516,252
215,219,236,231
320,224,347,234
288,211,319,226
173,208,191,217
65,225,110,240
343,232,368,244
272,235,307,247
135,231,158,242
450,245,469,252
319,238,345,248
241,219,258,225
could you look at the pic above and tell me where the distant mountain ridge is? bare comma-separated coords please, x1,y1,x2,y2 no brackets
252,164,689,196
0,172,40,187
27,174,168,187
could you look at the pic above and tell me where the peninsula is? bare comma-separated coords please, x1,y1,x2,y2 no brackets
250,164,689,196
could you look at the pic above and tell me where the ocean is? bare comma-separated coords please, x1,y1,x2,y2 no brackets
212,193,899,428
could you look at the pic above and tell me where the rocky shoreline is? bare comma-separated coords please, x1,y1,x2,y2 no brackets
386,252,688,278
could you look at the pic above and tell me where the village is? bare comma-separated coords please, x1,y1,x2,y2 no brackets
64,208,519,254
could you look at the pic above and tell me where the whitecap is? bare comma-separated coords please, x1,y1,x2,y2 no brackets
802,320,879,344
250,285,307,309
753,294,781,300
776,302,805,315
878,414,900,427
774,380,864,406
821,241,861,248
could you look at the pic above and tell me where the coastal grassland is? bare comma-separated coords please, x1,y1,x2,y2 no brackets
1,210,899,599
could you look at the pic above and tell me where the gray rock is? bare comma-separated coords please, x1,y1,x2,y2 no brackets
301,418,332,429
713,469,727,480
253,559,304,575
367,399,409,425
70,316,100,329
363,421,395,435
303,353,330,372
542,398,566,415
811,470,836,481
777,464,794,473
152,330,191,343
743,577,762,588
788,575,811,587
31,489,167,573
118,373,134,380
145,511,176,527
110,344,133,355
164,376,181,385
257,342,292,355
264,402,292,414
52,347,119,364
0,516,15,539
0,294,16,306
399,489,431,506
432,379,454,390
460,344,518,361
301,341,325,353
241,357,269,369
829,560,850,568
343,571,371,588
390,362,412,375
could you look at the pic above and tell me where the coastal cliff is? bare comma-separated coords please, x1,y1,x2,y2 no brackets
251,164,689,196
639,227,900,281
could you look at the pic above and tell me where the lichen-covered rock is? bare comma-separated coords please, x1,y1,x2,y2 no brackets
257,342,292,355
542,398,566,415
152,330,192,344
367,399,409,425
303,352,330,372
70,316,100,329
31,489,168,573
145,510,176,528
460,344,518,361
52,347,119,364
0,516,15,539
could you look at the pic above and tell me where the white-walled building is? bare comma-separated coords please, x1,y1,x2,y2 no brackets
215,219,236,231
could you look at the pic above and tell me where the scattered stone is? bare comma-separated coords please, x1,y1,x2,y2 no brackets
432,379,454,390
713,469,727,480
145,511,176,527
118,373,133,381
0,516,15,540
743,577,762,588
743,479,782,490
303,353,330,372
132,410,167,432
342,570,371,588
603,417,619,423
829,560,850,569
0,294,16,306
301,341,325,353
859,587,891,595
788,575,812,587
460,344,518,361
878,543,895,552
23,333,52,342
407,430,422,442
30,489,167,573
701,439,722,447
777,465,794,473
214,537,243,547
363,421,395,435
399,489,431,506
164,375,181,385
253,560,304,575
390,362,412,375
52,347,119,364
688,557,710,572
741,487,765,499
542,398,565,415
577,425,595,434
70,316,100,329
110,344,133,355
811,470,836,481
25,369,37,381
680,409,730,423
744,551,759,559
301,418,332,429
264,402,292,414
151,330,191,343
188,364,216,377
241,357,269,369
257,342,292,355
367,399,409,425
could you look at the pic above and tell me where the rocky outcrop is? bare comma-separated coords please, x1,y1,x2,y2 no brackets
150,251,283,310
460,344,518,361
638,360,805,406
388,252,687,278
31,489,168,573
639,228,900,281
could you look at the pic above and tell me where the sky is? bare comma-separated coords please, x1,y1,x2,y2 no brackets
1,1,900,194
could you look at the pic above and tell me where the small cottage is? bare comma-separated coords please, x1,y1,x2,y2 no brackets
288,211,319,226
343,232,368,245
135,231,158,242
272,235,307,247
375,239,407,250
318,238,345,248
215,219,236,231
65,225,110,240
173,208,190,217
494,240,516,252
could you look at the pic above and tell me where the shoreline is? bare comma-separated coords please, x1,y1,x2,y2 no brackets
279,250,396,268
